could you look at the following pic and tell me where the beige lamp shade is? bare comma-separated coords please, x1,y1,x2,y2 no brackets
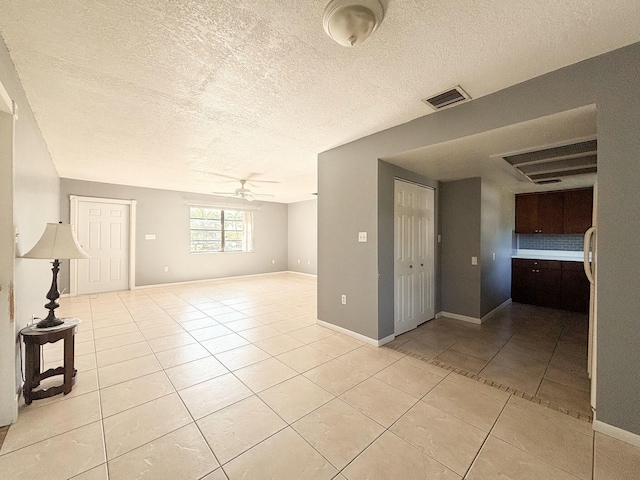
22,223,90,260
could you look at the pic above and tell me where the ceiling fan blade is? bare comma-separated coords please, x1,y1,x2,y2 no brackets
244,173,281,184
210,191,238,196
250,192,275,198
245,179,280,185
203,172,240,181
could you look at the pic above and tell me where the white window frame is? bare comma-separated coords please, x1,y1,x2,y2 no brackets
189,206,253,254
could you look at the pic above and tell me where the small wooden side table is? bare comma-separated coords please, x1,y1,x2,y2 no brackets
20,319,80,404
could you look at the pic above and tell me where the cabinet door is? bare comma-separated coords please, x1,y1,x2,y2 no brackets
561,262,590,312
512,262,536,305
537,192,564,234
563,189,593,234
515,195,538,233
536,268,562,308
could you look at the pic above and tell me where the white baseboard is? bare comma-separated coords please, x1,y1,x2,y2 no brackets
316,319,394,347
436,311,481,324
285,271,317,278
436,298,512,325
481,298,512,322
593,419,640,448
134,271,290,290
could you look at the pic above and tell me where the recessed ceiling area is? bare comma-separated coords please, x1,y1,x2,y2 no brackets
1,2,638,202
381,105,597,193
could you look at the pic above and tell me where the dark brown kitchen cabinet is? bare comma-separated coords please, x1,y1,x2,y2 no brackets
515,192,564,234
515,194,539,234
512,259,589,312
515,188,593,234
511,259,561,308
561,261,590,312
563,189,594,234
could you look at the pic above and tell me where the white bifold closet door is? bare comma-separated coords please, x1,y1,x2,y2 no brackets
394,179,435,335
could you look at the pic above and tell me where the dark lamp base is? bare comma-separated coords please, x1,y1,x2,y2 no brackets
36,317,64,329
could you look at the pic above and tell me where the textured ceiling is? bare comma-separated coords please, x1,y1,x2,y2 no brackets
1,1,640,202
383,105,597,193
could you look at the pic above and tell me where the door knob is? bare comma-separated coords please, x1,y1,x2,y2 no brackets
409,265,413,268
421,264,424,267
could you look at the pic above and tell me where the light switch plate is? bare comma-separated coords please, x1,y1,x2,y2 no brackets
472,256,478,265
358,232,367,242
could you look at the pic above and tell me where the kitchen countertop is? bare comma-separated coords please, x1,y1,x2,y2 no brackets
512,249,585,262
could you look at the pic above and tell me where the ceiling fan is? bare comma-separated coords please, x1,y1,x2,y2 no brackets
211,179,275,202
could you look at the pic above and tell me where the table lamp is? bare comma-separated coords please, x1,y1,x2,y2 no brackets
22,223,90,328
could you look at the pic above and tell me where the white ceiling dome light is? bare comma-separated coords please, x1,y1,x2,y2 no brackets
323,0,385,47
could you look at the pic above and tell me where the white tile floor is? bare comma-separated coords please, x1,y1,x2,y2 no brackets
1,273,639,479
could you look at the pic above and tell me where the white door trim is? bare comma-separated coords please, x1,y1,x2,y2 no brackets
0,81,18,426
70,195,136,296
394,179,436,336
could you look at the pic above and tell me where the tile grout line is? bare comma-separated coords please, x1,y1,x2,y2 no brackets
387,339,593,423
534,313,567,398
462,394,512,479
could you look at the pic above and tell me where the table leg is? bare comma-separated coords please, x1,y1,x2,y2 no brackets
63,331,75,395
24,343,36,405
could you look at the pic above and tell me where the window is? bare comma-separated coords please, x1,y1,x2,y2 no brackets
189,207,254,253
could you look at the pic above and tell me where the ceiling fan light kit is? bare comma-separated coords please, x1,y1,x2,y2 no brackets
323,0,384,47
211,179,275,201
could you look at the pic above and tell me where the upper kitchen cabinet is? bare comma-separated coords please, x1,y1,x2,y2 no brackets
563,188,594,233
515,192,563,233
515,188,593,234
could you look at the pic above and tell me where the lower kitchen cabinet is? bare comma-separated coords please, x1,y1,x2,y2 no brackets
512,258,589,312
561,262,591,313
512,259,561,309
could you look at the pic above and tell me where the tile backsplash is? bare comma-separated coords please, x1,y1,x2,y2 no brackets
517,234,584,251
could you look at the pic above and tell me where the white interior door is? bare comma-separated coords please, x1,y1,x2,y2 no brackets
76,200,130,294
394,180,435,335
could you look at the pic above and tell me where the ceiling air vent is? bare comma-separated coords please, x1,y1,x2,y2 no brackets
535,179,562,185
422,86,470,110
502,139,597,184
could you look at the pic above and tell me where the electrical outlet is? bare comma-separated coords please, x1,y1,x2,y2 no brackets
145,234,156,240
358,232,367,242
471,256,478,266
307,260,311,265
341,294,347,305
164,266,169,272
492,252,496,261
437,234,441,243
297,259,301,264
272,259,276,264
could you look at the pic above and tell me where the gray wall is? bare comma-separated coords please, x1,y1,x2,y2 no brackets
378,161,441,338
287,199,317,275
59,179,288,289
318,153,379,339
480,179,514,317
441,178,482,318
0,36,60,426
318,42,640,435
